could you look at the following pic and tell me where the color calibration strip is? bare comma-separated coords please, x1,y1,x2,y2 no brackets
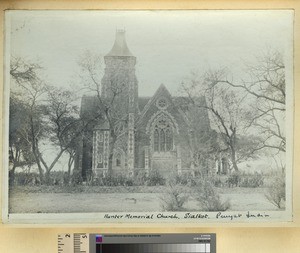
58,233,216,253
96,243,211,253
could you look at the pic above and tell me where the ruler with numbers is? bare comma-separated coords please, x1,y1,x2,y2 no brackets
58,233,89,253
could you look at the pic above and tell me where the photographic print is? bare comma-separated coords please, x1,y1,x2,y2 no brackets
3,10,293,223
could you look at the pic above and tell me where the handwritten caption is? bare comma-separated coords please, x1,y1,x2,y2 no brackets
103,211,270,221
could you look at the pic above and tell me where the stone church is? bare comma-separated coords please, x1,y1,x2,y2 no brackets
75,30,227,180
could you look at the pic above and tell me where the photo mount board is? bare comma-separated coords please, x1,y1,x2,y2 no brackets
2,9,294,225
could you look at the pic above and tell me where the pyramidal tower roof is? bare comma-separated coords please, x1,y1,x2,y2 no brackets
106,29,134,57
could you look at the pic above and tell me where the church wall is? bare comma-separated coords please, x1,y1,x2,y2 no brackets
136,93,194,173
77,30,216,180
81,130,93,181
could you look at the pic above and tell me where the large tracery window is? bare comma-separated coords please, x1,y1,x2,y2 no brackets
153,118,173,152
165,128,173,151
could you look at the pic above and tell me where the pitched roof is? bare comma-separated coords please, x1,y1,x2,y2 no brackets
138,84,172,118
80,95,151,117
106,30,134,57
138,97,151,112
80,95,99,118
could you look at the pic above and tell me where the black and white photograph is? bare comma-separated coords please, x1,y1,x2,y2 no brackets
3,10,293,223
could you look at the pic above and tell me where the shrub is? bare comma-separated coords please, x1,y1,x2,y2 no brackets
14,172,40,185
133,171,148,186
206,175,226,188
239,172,264,188
91,177,104,186
195,178,230,211
146,170,165,186
124,177,134,186
90,174,136,187
174,172,197,186
265,172,285,209
103,174,126,186
226,172,241,187
160,178,189,211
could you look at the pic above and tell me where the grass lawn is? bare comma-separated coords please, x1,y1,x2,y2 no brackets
9,185,279,213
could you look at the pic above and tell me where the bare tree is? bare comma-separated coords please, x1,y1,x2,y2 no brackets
181,50,286,173
10,57,41,84
181,70,261,172
40,86,83,183
10,57,89,184
9,94,35,185
175,97,220,174
10,57,48,182
78,51,129,176
208,51,286,153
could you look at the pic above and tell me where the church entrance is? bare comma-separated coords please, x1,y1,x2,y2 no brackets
151,153,177,177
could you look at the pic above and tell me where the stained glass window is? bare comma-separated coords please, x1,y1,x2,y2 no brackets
160,129,166,152
166,127,173,151
157,97,168,109
153,118,173,152
154,129,159,152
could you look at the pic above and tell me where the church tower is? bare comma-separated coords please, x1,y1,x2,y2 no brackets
100,29,138,173
101,29,138,105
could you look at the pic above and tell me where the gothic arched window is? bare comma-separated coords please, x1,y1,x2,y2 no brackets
116,153,121,167
160,129,166,152
97,154,103,168
165,128,173,151
153,118,173,152
154,129,159,152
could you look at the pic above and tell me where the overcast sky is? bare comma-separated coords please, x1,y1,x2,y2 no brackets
6,10,293,97
5,10,293,172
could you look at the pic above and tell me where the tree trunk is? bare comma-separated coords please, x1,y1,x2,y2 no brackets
9,166,16,186
67,157,72,177
32,149,44,183
44,170,52,185
107,132,117,177
230,147,239,172
38,147,66,185
30,116,44,183
67,154,74,185
108,153,114,177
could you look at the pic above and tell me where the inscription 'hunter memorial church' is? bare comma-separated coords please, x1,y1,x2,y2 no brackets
75,30,228,180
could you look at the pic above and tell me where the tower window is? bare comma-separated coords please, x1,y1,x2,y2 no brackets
97,132,103,142
115,153,122,167
116,158,121,167
97,154,103,168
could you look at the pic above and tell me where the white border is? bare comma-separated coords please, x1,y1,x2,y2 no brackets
2,10,11,223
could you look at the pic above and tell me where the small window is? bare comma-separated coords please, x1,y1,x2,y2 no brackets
116,159,121,167
156,97,168,109
115,153,122,167
97,132,103,142
97,154,103,168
